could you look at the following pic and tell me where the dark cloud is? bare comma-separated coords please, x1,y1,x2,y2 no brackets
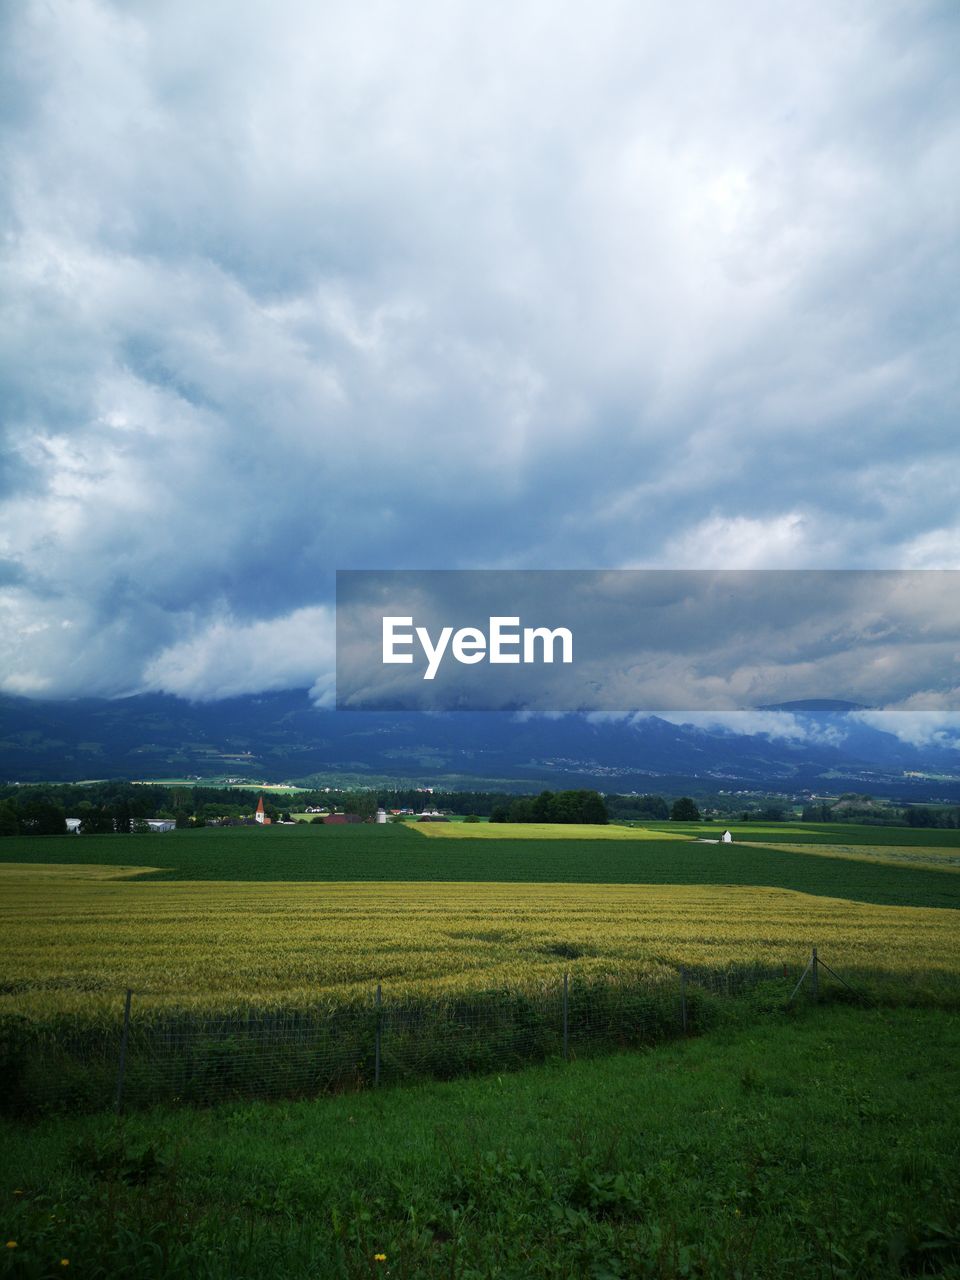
1,0,958,697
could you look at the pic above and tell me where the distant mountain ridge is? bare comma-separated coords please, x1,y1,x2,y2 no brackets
1,690,959,798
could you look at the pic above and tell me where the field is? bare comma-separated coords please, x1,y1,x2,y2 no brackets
3,873,960,1019
653,820,960,846
417,821,690,839
3,819,960,1276
2,824,959,908
1,822,960,1023
2,1006,959,1279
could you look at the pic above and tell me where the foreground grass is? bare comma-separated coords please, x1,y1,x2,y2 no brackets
2,1006,959,1279
2,826,960,909
3,878,960,1018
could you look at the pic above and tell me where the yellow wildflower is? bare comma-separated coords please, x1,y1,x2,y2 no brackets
61,1261,70,1268
6,1241,16,1249
374,1253,387,1263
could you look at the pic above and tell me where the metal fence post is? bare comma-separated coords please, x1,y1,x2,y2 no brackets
115,988,133,1114
811,947,819,1002
680,966,688,1034
562,972,569,1060
374,983,382,1087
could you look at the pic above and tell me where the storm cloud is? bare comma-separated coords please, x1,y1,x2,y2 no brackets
1,1,958,699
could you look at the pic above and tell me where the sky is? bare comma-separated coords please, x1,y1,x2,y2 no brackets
1,0,958,708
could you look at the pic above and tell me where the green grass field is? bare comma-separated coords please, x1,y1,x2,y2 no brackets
2,823,958,907
2,1006,958,1279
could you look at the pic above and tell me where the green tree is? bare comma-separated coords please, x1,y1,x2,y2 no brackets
637,794,669,820
19,798,67,835
0,802,20,836
80,808,113,835
671,797,701,822
341,792,378,820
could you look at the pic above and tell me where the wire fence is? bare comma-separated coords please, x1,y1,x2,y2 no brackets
0,952,844,1117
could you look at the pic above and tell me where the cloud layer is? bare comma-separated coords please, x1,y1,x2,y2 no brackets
1,1,958,698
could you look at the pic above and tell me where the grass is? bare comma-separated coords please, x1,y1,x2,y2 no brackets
2,824,959,908
2,1005,959,1279
4,877,959,1019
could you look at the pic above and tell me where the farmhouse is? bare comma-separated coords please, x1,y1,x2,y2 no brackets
417,808,449,822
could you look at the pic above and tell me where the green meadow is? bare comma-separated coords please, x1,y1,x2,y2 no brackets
2,1006,959,1279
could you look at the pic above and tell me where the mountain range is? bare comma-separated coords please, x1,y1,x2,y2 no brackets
3,691,960,799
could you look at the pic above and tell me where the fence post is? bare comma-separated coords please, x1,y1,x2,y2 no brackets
115,988,133,1114
680,967,688,1034
374,983,382,1087
562,972,569,1061
811,947,819,1002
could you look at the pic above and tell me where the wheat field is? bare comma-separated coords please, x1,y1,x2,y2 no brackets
2,869,958,1020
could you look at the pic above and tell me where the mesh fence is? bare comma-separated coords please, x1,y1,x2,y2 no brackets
0,961,816,1118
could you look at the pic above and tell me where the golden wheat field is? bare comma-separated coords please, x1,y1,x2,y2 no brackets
2,867,958,1020
415,822,689,840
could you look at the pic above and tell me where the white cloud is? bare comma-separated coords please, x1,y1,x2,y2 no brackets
653,514,814,570
141,606,335,701
852,708,960,750
653,710,846,745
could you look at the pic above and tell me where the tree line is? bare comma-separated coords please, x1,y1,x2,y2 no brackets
489,790,609,824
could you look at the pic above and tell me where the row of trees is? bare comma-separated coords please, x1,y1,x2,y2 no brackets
488,790,609,825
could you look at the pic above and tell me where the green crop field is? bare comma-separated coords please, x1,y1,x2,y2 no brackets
2,823,959,907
